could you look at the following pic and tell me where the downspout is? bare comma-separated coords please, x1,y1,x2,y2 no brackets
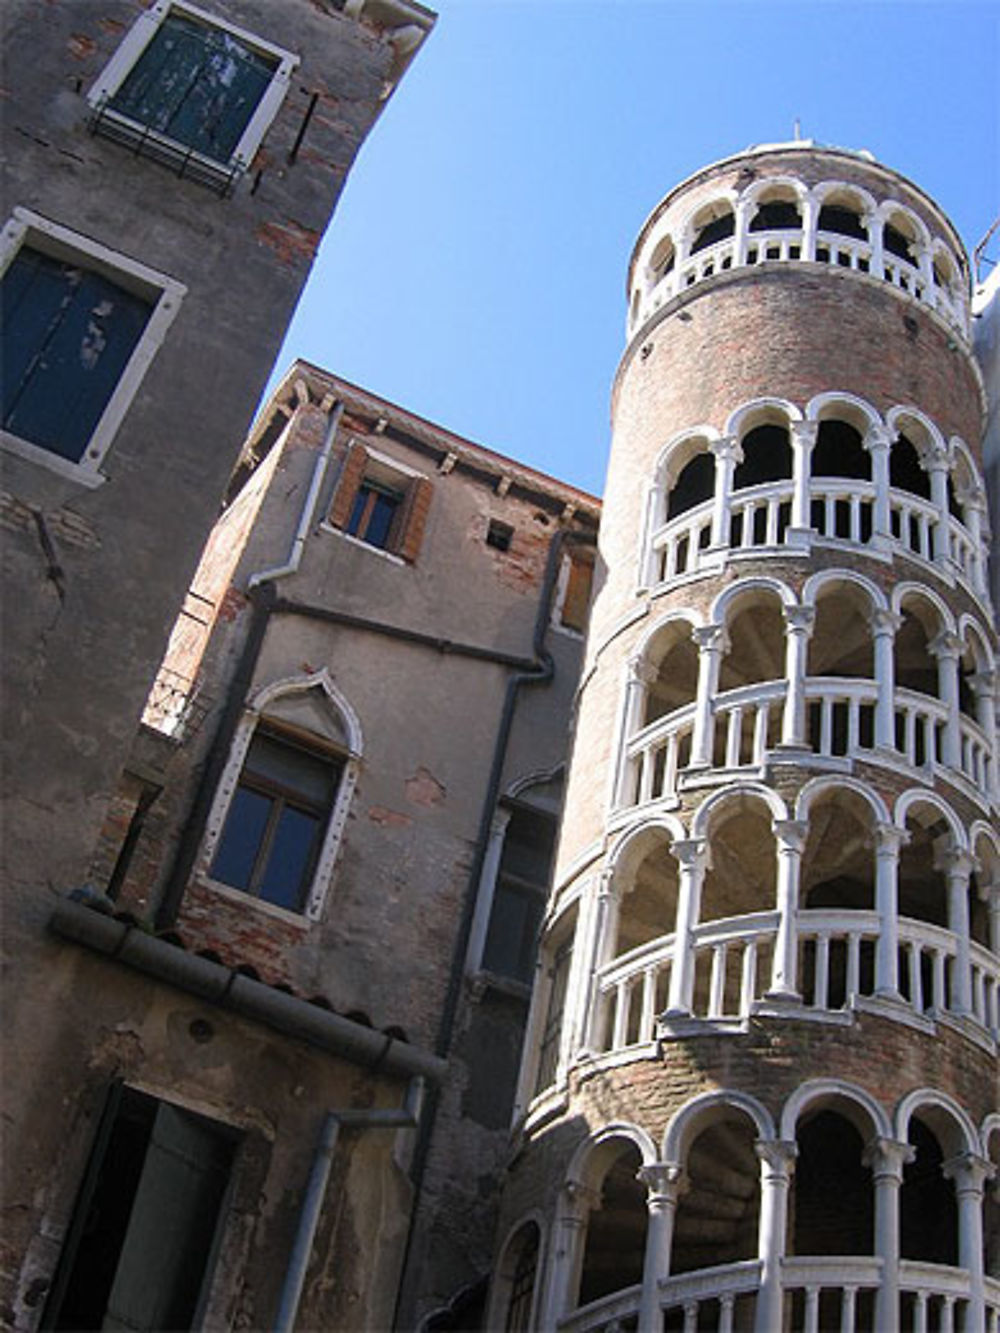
157,401,343,927
273,1077,426,1333
393,526,597,1329
248,401,343,589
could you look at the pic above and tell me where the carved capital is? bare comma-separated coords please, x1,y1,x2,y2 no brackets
934,846,975,882
873,822,909,857
790,420,820,450
755,1139,798,1178
862,1136,914,1181
692,623,729,655
637,1160,685,1206
863,424,894,455
709,434,743,466
869,608,902,638
927,630,962,662
772,819,809,854
942,1152,995,1196
783,604,815,636
670,836,709,874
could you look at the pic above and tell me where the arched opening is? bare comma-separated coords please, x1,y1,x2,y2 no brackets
894,598,941,701
650,234,676,280
793,1110,874,1256
807,583,875,756
719,593,785,692
577,1141,647,1309
749,198,801,232
612,834,679,960
642,622,699,727
897,807,951,1004
534,905,577,1094
671,1113,760,1276
900,1116,958,1265
800,790,876,1006
811,419,871,483
496,1222,540,1333
700,798,776,926
889,432,931,501
817,200,867,241
690,203,735,256
883,214,919,268
666,451,715,522
985,1124,1000,1280
732,423,793,493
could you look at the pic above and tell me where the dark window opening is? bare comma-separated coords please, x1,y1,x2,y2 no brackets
817,205,867,240
666,452,715,520
483,806,556,984
691,212,735,254
211,724,343,912
347,478,404,550
108,12,278,165
732,423,792,490
578,1147,645,1307
486,519,514,552
505,1227,539,1332
883,222,916,266
1,247,152,462
750,200,801,231
793,1112,873,1256
890,434,931,500
901,1119,958,1265
42,1085,236,1332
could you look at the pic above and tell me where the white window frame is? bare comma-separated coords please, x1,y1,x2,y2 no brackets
87,0,299,179
0,208,186,487
197,671,362,923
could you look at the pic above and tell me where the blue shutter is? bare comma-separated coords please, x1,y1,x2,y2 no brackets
1,249,152,462
110,14,276,164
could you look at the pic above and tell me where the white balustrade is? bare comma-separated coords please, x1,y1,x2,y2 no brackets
814,230,874,274
889,490,938,563
797,910,880,1009
803,678,877,759
622,705,696,808
899,1261,972,1333
881,253,929,302
678,238,736,290
710,681,785,770
781,1257,882,1333
745,228,804,265
649,499,713,581
958,713,992,791
810,478,875,545
986,1276,1000,1332
658,1260,762,1330
729,481,792,549
893,688,946,770
948,514,977,585
556,1284,641,1333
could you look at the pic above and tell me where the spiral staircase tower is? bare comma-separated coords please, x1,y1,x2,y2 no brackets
486,144,998,1333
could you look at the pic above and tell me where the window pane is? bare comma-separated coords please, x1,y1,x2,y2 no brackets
1,249,151,460
483,881,542,983
244,731,339,806
210,786,272,890
110,14,276,163
258,805,322,911
363,490,400,548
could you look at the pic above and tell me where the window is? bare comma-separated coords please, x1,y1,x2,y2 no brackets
482,804,557,984
555,546,595,634
201,673,361,920
0,209,184,483
87,0,297,189
328,442,433,562
210,724,344,912
535,932,573,1093
486,518,514,552
42,1085,237,1332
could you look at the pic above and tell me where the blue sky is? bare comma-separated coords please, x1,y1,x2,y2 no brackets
270,0,999,497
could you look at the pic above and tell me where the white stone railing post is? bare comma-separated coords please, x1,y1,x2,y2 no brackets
708,435,742,550
801,193,819,262
863,1136,914,1331
690,625,728,768
734,199,753,268
768,820,807,1002
664,838,709,1016
789,420,819,539
637,1162,685,1333
870,609,902,750
779,605,815,749
539,1181,597,1328
753,1139,797,1333
867,213,884,278
960,487,988,595
928,631,963,771
864,425,894,547
617,656,658,805
943,1152,995,1333
939,848,975,1016
874,823,906,1001
580,868,620,1055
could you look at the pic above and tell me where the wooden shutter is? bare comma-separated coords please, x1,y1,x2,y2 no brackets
561,553,594,631
396,476,434,562
329,442,368,529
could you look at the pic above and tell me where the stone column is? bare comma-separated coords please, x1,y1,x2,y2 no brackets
943,1152,995,1333
939,848,975,1016
708,435,742,550
580,868,621,1053
788,420,819,539
986,881,1000,957
960,487,988,595
637,1162,685,1333
801,192,819,262
753,1140,797,1333
864,424,894,547
640,479,666,589
734,199,753,267
928,631,962,771
863,1136,914,1331
664,838,709,1016
465,809,511,971
539,1182,598,1328
969,670,999,803
871,609,902,751
690,625,728,768
617,656,658,806
867,211,884,278
778,605,815,750
768,820,808,1002
873,824,906,1001
925,447,952,566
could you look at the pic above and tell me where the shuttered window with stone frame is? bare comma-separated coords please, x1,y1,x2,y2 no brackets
329,442,433,562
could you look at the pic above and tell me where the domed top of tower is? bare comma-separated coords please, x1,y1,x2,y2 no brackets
625,143,971,349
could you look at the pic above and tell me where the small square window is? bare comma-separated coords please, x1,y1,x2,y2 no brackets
0,209,185,483
329,442,433,562
87,1,298,190
486,519,514,552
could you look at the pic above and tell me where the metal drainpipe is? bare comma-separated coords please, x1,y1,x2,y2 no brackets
273,1077,426,1333
392,525,597,1329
